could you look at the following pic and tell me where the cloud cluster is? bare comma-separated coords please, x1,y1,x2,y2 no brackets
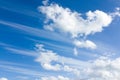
35,44,120,80
35,44,80,76
37,1,120,80
41,76,70,80
38,3,117,54
82,57,120,80
0,78,8,80
39,4,112,38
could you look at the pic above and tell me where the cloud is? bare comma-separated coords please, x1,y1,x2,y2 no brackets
35,44,120,80
73,39,97,49
81,56,120,80
42,0,49,5
0,78,8,80
35,44,80,76
38,3,119,53
111,7,120,17
41,76,70,80
5,47,37,57
0,64,47,77
73,48,78,55
0,20,70,43
35,44,61,71
39,4,112,38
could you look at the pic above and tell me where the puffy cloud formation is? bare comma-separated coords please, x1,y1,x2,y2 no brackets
38,3,115,53
0,77,8,80
39,4,112,38
37,2,120,80
35,43,120,80
81,57,120,80
35,44,80,76
35,44,61,71
41,76,70,80
36,44,120,80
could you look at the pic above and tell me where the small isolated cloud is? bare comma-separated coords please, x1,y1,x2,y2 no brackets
42,0,49,5
0,77,8,80
73,48,78,55
111,7,120,17
73,39,97,49
41,75,70,80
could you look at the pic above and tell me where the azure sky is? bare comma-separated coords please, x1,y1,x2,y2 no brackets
0,0,120,80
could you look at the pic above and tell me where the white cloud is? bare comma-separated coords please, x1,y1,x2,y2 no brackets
35,44,61,71
35,44,80,75
39,4,112,38
73,39,97,49
41,76,70,80
82,57,120,80
42,0,49,5
111,7,120,17
0,77,8,80
35,51,62,71
37,2,120,80
38,3,117,53
35,44,120,80
0,20,70,43
73,48,78,55
63,65,80,76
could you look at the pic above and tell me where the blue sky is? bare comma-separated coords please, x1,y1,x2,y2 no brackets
0,0,120,80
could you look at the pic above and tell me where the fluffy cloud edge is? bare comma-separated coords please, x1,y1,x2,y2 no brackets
0,77,8,80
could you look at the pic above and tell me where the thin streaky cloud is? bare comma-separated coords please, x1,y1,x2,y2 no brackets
0,64,48,77
0,42,37,57
5,47,38,57
0,6,40,18
27,38,73,53
0,20,71,43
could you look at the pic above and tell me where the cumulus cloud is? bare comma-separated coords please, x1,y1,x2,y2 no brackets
38,3,118,53
41,76,70,80
37,2,120,80
81,56,120,80
35,44,61,71
35,44,80,76
0,77,8,80
36,45,120,80
35,44,120,80
39,4,112,38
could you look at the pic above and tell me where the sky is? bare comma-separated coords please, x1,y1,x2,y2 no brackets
0,0,120,80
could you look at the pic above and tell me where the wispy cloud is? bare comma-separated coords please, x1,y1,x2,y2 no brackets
35,44,120,80
0,20,70,43
0,42,37,57
5,47,37,57
0,63,49,77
